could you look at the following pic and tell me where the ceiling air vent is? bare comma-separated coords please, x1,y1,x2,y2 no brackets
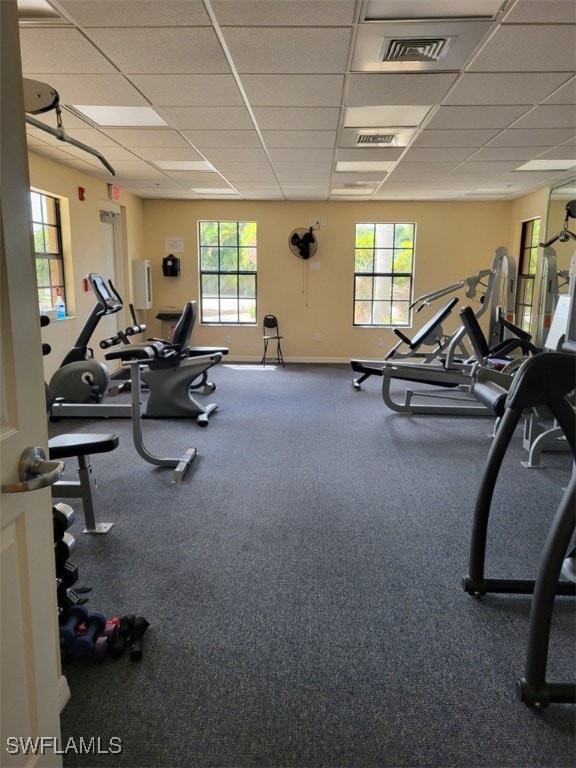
356,133,397,146
381,36,452,63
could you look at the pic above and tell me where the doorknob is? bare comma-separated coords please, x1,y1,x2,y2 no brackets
1,446,64,493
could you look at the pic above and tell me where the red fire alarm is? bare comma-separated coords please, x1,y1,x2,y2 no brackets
108,184,120,201
78,186,86,201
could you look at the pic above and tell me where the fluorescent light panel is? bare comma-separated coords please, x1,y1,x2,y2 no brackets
154,160,215,171
192,188,238,195
336,161,395,172
344,106,431,128
364,0,504,20
71,105,167,127
515,160,576,172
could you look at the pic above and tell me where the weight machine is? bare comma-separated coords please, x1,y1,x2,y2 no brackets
351,247,516,398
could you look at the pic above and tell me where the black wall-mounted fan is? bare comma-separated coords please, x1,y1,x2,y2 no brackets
289,227,318,260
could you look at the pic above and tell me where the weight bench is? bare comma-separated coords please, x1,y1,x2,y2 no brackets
49,432,119,534
352,296,459,389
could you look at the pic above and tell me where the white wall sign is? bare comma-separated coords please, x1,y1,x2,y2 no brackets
165,237,184,252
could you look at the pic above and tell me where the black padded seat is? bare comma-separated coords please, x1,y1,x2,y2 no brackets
49,432,119,459
49,432,119,534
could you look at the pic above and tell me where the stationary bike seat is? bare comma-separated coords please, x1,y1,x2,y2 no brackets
49,433,119,459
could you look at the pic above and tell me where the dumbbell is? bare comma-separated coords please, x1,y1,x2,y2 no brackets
53,503,75,541
109,614,135,658
94,618,119,647
70,611,108,660
59,604,88,654
128,617,150,661
54,532,76,572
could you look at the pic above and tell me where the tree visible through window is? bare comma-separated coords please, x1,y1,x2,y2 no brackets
515,218,540,332
199,221,257,324
31,190,66,312
354,222,415,326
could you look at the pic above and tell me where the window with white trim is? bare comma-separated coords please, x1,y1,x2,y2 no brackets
353,222,415,326
198,221,257,324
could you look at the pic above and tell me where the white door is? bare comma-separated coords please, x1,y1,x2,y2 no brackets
1,2,67,766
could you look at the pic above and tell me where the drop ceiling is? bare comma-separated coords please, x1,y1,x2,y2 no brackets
17,0,576,201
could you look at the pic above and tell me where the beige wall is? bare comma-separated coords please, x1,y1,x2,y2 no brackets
141,198,515,362
29,153,144,379
29,150,557,372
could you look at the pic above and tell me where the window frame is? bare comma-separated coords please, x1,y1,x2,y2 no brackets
30,190,66,313
515,217,540,333
198,220,258,325
353,221,416,327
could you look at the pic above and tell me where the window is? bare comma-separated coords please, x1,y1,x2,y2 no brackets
515,218,540,332
353,222,415,326
199,221,257,324
30,190,65,311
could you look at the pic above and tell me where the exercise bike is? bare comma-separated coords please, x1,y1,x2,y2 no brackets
49,274,223,426
48,273,125,410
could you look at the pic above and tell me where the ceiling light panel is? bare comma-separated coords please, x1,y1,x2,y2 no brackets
335,161,395,172
153,160,215,171
364,1,505,20
352,20,493,72
515,159,576,172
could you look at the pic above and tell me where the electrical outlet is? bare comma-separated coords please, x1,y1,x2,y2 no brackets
314,333,322,342
225,335,232,344
377,337,386,347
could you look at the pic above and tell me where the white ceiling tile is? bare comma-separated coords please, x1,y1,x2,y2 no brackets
104,160,168,178
502,0,576,24
542,76,576,105
471,146,542,161
223,28,351,73
448,161,519,174
412,129,501,147
200,148,268,163
444,72,574,106
269,148,334,163
56,0,212,26
274,162,333,179
346,73,458,106
181,130,263,148
469,26,576,72
336,148,403,161
20,28,117,72
63,128,121,147
101,129,190,148
133,147,206,162
401,147,476,162
130,75,244,107
426,105,531,130
212,0,356,26
510,105,576,130
241,75,344,107
157,107,254,130
24,73,148,105
252,107,340,130
261,131,337,148
85,28,231,73
486,128,576,147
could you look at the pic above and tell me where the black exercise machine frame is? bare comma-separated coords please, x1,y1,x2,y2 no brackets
463,352,576,708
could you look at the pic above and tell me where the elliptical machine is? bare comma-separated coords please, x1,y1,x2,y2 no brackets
49,274,124,408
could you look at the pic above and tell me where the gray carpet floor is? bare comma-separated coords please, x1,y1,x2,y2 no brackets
52,363,575,768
